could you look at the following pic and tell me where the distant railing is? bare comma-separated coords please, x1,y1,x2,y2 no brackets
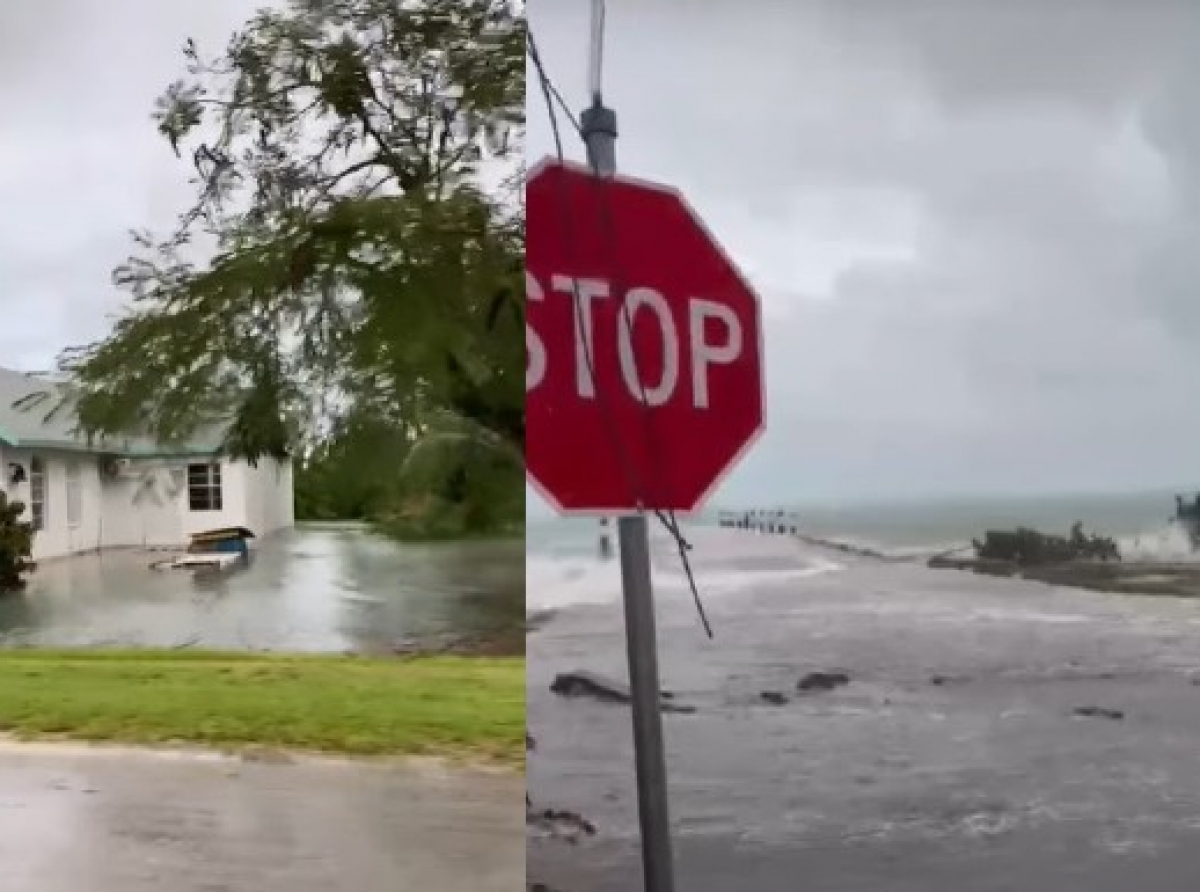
716,509,799,536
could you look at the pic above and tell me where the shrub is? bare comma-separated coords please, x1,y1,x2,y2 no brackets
0,492,34,591
972,521,1120,565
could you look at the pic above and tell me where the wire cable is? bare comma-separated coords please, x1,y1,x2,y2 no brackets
528,24,714,639
542,68,584,138
571,3,713,639
528,28,651,503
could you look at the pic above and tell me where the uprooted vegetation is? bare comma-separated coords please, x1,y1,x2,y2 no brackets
972,522,1120,565
927,521,1200,597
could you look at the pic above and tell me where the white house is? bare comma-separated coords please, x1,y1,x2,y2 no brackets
0,368,294,561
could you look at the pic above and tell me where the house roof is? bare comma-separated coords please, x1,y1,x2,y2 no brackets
0,367,224,456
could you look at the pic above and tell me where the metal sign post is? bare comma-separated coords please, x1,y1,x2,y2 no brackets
616,513,677,892
581,85,677,892
528,10,766,889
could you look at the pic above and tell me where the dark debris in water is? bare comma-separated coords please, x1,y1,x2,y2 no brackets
550,670,696,713
527,805,597,844
930,674,972,686
797,671,851,693
526,609,558,633
1073,705,1125,721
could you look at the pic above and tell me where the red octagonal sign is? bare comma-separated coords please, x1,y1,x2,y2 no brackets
526,158,765,514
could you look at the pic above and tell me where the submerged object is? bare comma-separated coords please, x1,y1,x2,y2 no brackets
162,551,245,571
152,527,255,572
187,526,255,556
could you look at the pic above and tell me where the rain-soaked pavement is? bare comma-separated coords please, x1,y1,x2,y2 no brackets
0,744,523,891
0,523,523,652
528,528,1200,890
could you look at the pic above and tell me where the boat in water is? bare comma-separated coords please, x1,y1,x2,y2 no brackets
151,527,255,572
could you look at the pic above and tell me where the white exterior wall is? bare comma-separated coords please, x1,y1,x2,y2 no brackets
1,448,106,560
238,458,295,537
177,458,294,540
99,465,185,550
0,448,294,560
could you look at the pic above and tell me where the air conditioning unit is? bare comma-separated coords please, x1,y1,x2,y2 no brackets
100,457,137,480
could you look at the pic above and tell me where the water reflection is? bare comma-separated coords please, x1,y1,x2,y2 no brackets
0,523,523,653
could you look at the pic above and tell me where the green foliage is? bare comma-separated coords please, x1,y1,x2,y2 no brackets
293,409,413,521
0,492,34,593
972,522,1121,565
378,410,524,538
294,407,523,539
59,0,526,536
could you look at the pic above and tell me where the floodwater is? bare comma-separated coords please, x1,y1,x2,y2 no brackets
0,523,523,652
528,527,1200,891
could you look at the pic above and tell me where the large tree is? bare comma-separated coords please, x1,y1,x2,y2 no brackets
61,0,525,474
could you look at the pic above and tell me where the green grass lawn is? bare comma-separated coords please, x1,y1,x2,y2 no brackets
0,650,524,764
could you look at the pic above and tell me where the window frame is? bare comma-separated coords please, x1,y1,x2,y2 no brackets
187,462,223,512
65,460,82,528
28,454,46,532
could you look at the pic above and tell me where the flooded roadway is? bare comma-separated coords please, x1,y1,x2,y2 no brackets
0,744,523,892
528,528,1200,891
0,523,523,652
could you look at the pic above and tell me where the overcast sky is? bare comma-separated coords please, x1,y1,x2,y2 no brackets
527,0,1200,513
0,1,258,371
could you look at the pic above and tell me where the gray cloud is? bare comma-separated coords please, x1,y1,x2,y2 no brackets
527,0,1200,509
0,1,259,371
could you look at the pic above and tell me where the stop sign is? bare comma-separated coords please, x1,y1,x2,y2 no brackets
526,158,765,514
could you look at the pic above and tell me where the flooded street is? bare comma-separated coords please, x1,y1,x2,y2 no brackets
0,523,523,653
528,528,1200,891
0,744,523,892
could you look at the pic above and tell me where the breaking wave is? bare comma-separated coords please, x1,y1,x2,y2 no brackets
526,522,843,613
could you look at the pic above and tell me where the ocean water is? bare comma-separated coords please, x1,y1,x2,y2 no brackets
775,490,1182,552
526,489,1199,612
526,516,844,612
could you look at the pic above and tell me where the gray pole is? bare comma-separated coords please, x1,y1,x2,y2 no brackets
616,512,676,892
581,81,677,892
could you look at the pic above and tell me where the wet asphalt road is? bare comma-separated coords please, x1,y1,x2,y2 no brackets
0,745,523,891
528,531,1200,891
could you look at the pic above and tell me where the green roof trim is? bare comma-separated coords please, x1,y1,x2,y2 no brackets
0,369,225,456
13,439,221,458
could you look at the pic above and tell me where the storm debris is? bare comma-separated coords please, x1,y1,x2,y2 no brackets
550,670,696,713
797,671,851,693
526,609,558,632
527,807,597,844
930,674,971,686
1073,706,1125,721
973,523,1120,564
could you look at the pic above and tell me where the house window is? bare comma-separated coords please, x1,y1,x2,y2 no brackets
188,463,223,512
66,461,82,528
29,455,45,531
